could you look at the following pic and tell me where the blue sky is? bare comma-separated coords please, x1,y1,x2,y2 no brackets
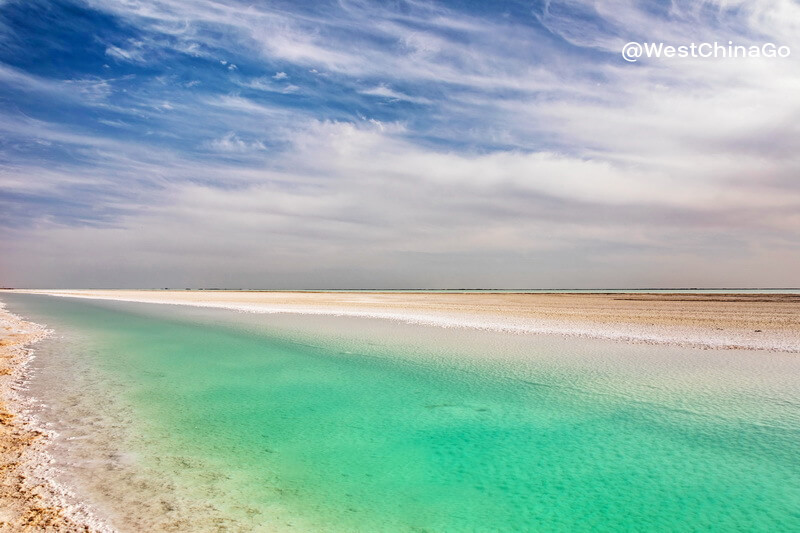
1,0,799,288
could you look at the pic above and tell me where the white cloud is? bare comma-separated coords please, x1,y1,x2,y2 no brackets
6,118,799,288
208,132,266,153
4,112,800,287
63,78,113,101
105,41,147,63
240,76,298,94
359,85,431,104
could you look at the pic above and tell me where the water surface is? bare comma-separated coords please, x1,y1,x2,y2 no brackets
4,293,799,532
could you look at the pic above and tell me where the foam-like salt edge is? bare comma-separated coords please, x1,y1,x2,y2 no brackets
0,301,115,532
24,292,800,353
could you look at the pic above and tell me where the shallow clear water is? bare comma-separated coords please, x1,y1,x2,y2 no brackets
4,293,800,532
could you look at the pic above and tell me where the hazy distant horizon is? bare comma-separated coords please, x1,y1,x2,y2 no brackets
7,287,800,293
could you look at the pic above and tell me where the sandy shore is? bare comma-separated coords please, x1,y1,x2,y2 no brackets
8,290,800,353
0,302,96,531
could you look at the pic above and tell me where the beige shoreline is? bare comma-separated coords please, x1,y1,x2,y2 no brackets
8,289,800,353
0,302,94,532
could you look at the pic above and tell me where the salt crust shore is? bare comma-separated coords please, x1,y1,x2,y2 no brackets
9,290,800,353
0,301,109,532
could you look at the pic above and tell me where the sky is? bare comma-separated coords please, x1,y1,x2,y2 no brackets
1,0,799,289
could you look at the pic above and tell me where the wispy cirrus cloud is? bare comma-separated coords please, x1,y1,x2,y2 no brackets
208,132,266,153
359,84,432,104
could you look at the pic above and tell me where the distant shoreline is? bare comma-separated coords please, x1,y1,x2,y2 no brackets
9,289,800,353
4,288,800,293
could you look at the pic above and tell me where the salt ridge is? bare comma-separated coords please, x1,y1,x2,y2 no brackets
29,292,799,353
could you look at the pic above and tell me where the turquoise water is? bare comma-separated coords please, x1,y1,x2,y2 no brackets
4,293,800,532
